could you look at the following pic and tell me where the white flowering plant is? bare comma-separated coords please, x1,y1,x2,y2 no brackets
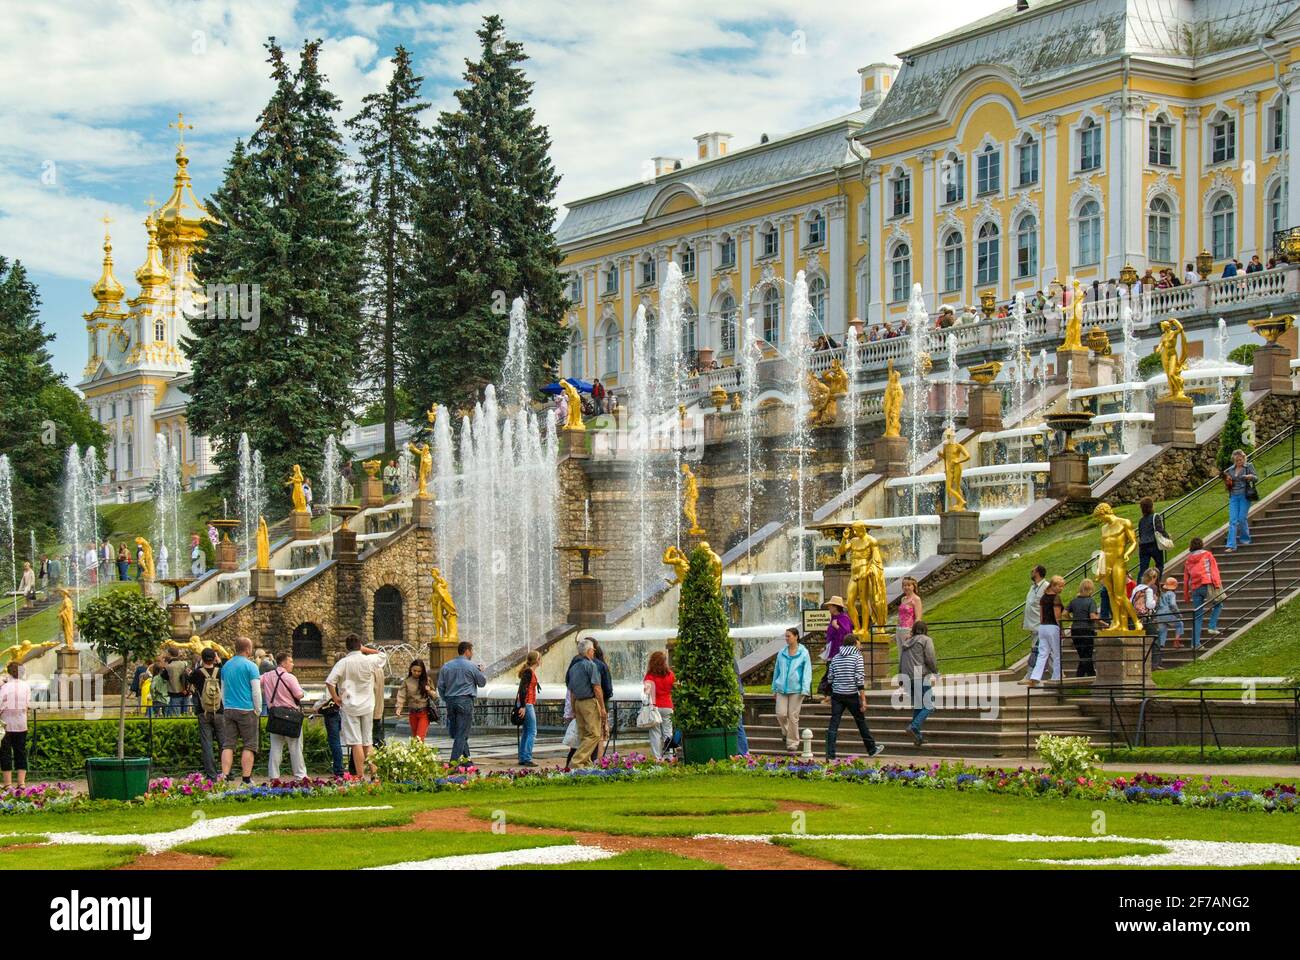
371,737,444,783
1035,734,1100,781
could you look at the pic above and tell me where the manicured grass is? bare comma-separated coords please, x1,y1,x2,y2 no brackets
776,837,1163,870
1154,597,1300,689
1102,746,1300,764
0,842,143,870
13,580,136,647
506,850,723,870
97,488,221,548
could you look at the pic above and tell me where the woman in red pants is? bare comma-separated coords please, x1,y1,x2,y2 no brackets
395,659,435,740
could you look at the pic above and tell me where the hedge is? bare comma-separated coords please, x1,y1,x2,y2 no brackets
1101,745,1300,764
28,717,336,777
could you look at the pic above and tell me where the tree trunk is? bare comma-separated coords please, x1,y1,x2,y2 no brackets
117,665,127,760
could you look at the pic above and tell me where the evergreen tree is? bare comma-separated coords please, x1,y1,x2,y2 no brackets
672,546,742,733
185,39,365,509
346,46,428,452
403,15,568,415
1217,386,1251,471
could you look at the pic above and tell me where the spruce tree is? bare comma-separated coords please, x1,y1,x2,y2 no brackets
672,546,742,733
403,14,568,415
346,46,428,453
185,39,365,509
1217,386,1251,471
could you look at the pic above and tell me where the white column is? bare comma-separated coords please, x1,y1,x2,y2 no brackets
1105,97,1126,278
584,268,597,379
1184,105,1202,263
781,215,796,334
826,198,847,336
619,257,633,381
1287,70,1300,227
867,164,884,322
920,149,936,310
739,225,753,318
1124,97,1148,270
1041,116,1059,285
1240,90,1260,260
695,234,713,349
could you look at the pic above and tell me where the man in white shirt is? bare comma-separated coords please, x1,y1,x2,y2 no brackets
84,546,99,585
1022,564,1048,671
1183,263,1199,285
325,633,387,777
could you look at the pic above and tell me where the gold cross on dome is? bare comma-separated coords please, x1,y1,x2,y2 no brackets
144,194,158,210
101,212,113,236
169,112,194,147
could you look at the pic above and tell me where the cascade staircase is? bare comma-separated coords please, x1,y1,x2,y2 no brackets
0,593,59,631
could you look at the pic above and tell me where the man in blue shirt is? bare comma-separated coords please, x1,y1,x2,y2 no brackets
435,641,486,762
565,639,606,767
219,636,263,784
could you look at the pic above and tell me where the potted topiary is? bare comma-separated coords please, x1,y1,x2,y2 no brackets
77,587,170,800
672,545,742,763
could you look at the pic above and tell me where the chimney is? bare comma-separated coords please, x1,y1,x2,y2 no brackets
858,62,899,110
650,156,683,177
693,132,732,161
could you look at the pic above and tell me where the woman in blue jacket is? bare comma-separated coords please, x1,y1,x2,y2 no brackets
772,627,812,752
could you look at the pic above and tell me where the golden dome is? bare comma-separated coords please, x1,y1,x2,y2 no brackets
90,230,126,305
134,216,170,288
152,145,212,238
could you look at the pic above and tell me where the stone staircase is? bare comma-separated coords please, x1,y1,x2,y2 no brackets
0,593,59,630
743,678,1105,759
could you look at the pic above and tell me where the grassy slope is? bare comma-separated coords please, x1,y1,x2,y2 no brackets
1154,597,1300,687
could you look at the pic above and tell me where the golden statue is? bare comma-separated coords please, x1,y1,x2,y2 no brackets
883,359,904,438
406,442,432,499
0,640,57,665
362,459,381,479
172,635,232,661
58,588,76,650
287,464,308,514
560,379,585,432
1155,318,1189,402
808,360,849,427
1092,503,1141,634
255,516,271,569
431,567,459,644
836,522,887,637
134,536,155,580
940,427,971,513
662,544,689,585
698,540,723,593
1060,279,1086,352
681,463,704,536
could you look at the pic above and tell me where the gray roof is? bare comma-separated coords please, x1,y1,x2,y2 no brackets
556,111,873,247
868,0,1300,133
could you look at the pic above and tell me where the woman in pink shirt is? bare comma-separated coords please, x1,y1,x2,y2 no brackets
261,652,307,780
1182,537,1222,649
0,662,31,788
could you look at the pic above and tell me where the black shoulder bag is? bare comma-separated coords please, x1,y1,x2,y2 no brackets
266,669,304,737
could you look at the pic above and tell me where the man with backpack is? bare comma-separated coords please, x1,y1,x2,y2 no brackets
190,647,223,780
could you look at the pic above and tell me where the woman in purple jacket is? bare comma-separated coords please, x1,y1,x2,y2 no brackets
823,596,854,661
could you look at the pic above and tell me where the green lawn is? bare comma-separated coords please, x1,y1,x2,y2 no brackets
506,850,723,870
98,487,222,547
1154,597,1300,689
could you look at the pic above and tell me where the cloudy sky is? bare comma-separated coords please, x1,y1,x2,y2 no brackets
0,0,1005,382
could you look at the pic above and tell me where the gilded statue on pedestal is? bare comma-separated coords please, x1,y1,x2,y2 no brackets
58,588,76,650
173,635,232,661
662,544,689,585
287,465,308,514
0,639,57,665
883,360,903,438
1060,279,1085,352
681,463,705,535
406,442,432,499
808,359,849,427
256,516,271,569
1092,502,1141,634
1155,317,1189,402
362,459,381,479
431,566,459,644
941,427,971,513
134,536,155,580
561,379,585,432
836,521,887,637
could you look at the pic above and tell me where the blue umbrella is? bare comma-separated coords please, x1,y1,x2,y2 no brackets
540,379,594,395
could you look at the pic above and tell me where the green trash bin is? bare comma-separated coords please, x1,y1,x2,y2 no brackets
85,757,153,801
681,728,740,765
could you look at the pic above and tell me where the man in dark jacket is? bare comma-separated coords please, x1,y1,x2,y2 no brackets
898,622,939,746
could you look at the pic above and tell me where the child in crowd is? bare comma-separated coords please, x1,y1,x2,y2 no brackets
1156,576,1184,649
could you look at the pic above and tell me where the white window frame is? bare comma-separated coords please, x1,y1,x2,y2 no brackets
1076,199,1102,266
601,320,620,375
638,255,656,287
942,230,963,292
889,242,911,303
679,244,695,276
1016,136,1039,187
805,211,825,248
890,169,911,219
1079,118,1102,173
603,263,618,295
1015,215,1038,279
1209,111,1236,165
1148,114,1174,167
808,276,827,336
1147,196,1173,263
943,154,965,205
718,234,736,268
976,221,999,286
976,145,1001,196
759,223,779,259
1210,193,1235,260
718,294,737,353
761,286,781,344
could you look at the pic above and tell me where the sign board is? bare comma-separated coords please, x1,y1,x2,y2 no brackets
801,609,831,633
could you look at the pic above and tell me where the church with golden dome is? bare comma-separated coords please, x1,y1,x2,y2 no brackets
76,115,216,500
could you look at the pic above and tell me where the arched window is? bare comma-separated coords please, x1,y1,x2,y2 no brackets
761,286,781,345
154,315,165,342
1147,196,1173,262
1269,181,1288,244
806,211,825,247
681,305,697,357
942,230,963,292
808,276,827,336
718,294,737,353
372,586,404,643
976,222,999,286
1149,112,1174,166
890,243,911,302
1015,215,1038,279
1210,194,1235,260
601,320,620,375
292,622,324,660
568,328,585,378
1077,200,1102,266
976,144,1001,195
1016,134,1039,186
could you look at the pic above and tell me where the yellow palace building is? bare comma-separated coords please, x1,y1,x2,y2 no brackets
556,0,1300,383
76,119,216,500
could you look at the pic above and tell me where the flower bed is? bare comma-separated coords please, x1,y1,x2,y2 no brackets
0,783,81,814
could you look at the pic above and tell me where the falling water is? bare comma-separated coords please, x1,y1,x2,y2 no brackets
740,316,760,568
59,445,84,603
1216,317,1230,401
658,263,688,548
397,447,415,499
1010,293,1029,464
944,332,958,431
237,434,254,562
788,271,815,575
843,325,860,504
630,304,653,610
153,433,182,578
82,447,100,572
0,457,16,643
501,296,531,412
905,284,930,559
1118,294,1140,454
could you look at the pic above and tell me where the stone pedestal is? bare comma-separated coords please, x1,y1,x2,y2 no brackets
559,427,589,459
1152,396,1196,447
568,576,604,627
871,434,910,477
251,567,278,600
289,510,313,541
332,526,358,561
1251,342,1295,395
821,561,850,605
168,602,191,642
1092,630,1149,693
937,510,981,560
411,496,433,529
361,476,386,509
704,412,727,445
216,539,237,573
1054,347,1092,389
966,385,1003,433
426,640,462,688
56,647,80,675
1047,450,1091,501
860,636,894,689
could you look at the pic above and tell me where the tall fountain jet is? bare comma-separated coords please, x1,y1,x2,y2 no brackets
0,456,15,642
153,433,183,578
787,271,815,575
501,296,531,413
740,315,760,569
236,433,267,565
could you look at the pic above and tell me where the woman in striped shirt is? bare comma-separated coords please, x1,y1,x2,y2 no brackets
824,635,884,760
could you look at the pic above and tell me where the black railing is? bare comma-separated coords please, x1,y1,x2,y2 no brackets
1101,684,1300,760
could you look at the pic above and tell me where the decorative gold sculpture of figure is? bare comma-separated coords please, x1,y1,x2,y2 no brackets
836,521,887,637
1155,317,1189,401
681,463,705,535
808,360,849,427
1060,279,1085,352
883,360,904,438
287,464,308,513
561,379,585,432
662,545,689,585
406,442,432,499
256,516,271,569
362,459,381,479
1092,502,1141,634
823,357,849,397
58,588,76,650
940,427,971,513
0,639,57,665
134,536,155,580
174,635,232,661
431,566,459,643
698,540,723,592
